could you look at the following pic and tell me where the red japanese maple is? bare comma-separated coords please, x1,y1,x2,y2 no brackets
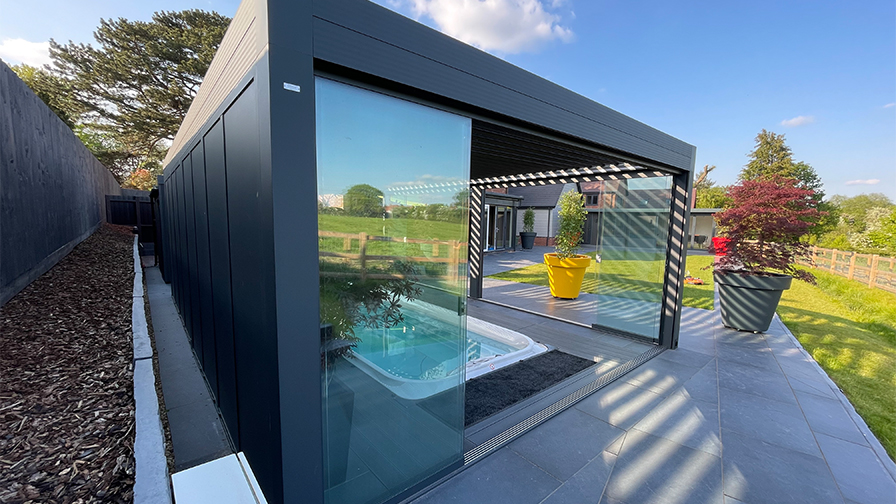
714,175,822,284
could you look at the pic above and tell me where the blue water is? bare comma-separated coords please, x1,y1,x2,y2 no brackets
352,311,517,380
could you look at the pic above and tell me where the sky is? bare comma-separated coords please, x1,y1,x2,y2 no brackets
1,0,893,200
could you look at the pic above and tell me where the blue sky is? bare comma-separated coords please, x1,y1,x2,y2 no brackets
1,0,893,200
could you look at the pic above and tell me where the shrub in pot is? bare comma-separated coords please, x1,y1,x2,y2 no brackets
713,175,822,332
520,207,536,249
544,191,591,298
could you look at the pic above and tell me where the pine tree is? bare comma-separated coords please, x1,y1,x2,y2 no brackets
49,10,230,180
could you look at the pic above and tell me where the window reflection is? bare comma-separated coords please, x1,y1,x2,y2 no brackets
592,176,672,338
316,78,470,504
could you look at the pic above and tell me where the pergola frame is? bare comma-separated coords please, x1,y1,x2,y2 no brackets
156,0,696,502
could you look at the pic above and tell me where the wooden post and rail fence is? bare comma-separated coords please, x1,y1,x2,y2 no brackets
798,246,896,294
318,230,467,284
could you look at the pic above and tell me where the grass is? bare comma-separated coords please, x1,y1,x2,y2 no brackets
777,269,896,460
488,253,716,310
318,214,466,259
488,252,896,459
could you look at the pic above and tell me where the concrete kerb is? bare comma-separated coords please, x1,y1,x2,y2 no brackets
131,236,173,503
771,312,896,482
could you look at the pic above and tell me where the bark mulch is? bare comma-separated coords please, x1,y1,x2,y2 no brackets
0,224,137,504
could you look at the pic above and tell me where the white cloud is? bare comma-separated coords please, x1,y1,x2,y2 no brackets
885,103,895,109
0,38,51,67
780,115,815,127
845,179,880,186
404,0,574,53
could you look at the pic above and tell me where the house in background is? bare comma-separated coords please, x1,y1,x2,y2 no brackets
480,188,523,251
507,184,577,247
689,207,721,249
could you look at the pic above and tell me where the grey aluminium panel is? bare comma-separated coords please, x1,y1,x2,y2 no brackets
191,144,218,395
172,167,184,312
223,81,283,504
263,32,325,503
183,153,204,356
178,165,192,336
203,118,240,447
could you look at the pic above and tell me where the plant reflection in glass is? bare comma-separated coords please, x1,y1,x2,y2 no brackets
320,260,421,369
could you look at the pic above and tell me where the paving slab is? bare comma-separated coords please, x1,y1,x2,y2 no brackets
632,389,721,456
816,433,896,504
720,387,822,457
604,429,723,504
794,390,868,446
541,451,615,504
722,429,844,504
144,266,232,471
413,448,560,504
412,305,895,504
507,408,623,481
574,380,667,431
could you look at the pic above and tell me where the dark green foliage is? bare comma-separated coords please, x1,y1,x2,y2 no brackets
49,9,230,180
695,185,730,209
740,130,824,196
555,191,587,259
740,129,829,237
319,261,420,368
10,64,80,128
817,194,896,254
343,184,384,217
523,207,535,233
390,203,465,223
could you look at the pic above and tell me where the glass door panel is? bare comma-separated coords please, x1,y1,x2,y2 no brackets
316,78,471,504
495,207,506,249
593,177,672,339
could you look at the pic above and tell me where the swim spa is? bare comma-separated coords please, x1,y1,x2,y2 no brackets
350,302,548,400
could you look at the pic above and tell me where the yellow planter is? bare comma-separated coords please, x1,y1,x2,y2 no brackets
544,253,591,299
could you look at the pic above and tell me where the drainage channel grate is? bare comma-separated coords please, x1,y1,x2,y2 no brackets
463,345,665,466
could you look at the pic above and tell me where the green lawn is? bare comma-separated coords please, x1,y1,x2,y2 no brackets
488,253,716,310
318,214,466,258
778,269,896,460
488,252,896,460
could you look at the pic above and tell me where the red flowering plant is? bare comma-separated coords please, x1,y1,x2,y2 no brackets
713,175,823,284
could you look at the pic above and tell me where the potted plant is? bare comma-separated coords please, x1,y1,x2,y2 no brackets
713,175,822,332
520,207,536,249
544,191,591,298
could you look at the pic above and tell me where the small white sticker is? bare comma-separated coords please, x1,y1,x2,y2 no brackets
283,82,301,93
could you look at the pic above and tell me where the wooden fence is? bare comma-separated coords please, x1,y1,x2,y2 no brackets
798,246,896,293
318,230,466,284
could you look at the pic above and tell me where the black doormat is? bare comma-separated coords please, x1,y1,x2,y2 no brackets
464,350,595,427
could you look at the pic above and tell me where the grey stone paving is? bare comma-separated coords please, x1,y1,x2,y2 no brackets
145,266,232,471
411,306,896,504
482,245,597,277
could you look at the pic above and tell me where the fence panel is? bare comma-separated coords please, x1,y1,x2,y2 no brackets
801,247,896,293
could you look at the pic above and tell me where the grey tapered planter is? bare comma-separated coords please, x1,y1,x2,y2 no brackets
715,271,792,333
519,232,536,249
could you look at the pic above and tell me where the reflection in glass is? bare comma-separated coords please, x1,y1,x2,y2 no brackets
592,176,672,338
316,78,471,504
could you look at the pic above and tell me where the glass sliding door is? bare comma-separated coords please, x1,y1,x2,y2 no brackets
593,177,672,339
316,78,471,504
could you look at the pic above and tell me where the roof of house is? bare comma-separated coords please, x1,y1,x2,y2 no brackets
508,185,569,208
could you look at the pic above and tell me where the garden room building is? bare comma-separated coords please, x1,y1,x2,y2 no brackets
156,0,696,503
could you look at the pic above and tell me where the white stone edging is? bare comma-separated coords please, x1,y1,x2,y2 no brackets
772,313,896,482
131,236,173,503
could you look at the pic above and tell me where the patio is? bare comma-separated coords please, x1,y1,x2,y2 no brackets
410,303,896,504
